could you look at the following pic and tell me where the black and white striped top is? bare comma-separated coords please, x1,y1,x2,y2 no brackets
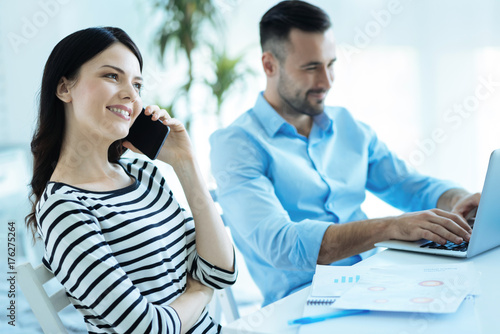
36,158,237,334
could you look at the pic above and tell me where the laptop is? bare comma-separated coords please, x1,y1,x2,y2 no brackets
375,149,500,258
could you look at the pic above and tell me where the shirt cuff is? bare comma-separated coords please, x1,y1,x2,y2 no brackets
190,249,238,289
293,219,333,270
426,180,461,210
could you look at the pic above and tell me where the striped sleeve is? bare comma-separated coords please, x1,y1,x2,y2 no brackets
184,218,238,290
37,193,181,334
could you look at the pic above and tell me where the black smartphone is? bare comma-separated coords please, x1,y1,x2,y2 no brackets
125,108,170,160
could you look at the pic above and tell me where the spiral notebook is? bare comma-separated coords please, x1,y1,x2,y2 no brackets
296,266,369,334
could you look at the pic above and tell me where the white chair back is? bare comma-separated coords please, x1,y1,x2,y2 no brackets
215,287,240,323
17,262,70,334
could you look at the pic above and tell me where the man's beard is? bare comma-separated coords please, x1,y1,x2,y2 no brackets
278,75,326,116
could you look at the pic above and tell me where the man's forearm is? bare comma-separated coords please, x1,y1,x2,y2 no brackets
317,218,391,265
318,205,474,265
437,188,469,212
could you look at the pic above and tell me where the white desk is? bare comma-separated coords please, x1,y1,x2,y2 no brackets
223,247,500,333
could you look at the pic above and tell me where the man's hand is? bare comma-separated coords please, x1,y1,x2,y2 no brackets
451,192,481,220
318,192,478,264
388,208,472,245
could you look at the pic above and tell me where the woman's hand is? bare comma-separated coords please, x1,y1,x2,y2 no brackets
184,275,214,301
125,106,235,273
169,274,214,334
123,105,194,166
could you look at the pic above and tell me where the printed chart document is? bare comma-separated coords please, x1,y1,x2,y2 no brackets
307,266,370,305
335,263,479,313
296,263,480,334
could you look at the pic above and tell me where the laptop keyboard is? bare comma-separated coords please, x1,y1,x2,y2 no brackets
419,217,474,252
420,240,469,252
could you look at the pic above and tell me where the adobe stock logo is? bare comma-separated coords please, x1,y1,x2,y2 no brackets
7,0,72,54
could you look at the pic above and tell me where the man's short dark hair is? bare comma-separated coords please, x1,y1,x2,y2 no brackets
259,0,332,61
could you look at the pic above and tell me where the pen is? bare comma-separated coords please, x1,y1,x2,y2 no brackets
288,309,370,326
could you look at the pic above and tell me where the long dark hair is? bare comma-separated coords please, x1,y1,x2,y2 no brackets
26,27,143,240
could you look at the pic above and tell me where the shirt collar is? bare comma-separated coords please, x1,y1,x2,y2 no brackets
313,111,334,134
252,92,333,137
252,92,289,137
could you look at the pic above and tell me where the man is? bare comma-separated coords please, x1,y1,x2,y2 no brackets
209,0,479,306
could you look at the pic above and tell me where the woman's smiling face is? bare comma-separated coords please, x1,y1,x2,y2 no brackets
59,42,143,143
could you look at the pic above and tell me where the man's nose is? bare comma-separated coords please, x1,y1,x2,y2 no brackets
317,66,333,90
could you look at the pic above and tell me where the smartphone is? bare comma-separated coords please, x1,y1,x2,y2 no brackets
125,108,170,160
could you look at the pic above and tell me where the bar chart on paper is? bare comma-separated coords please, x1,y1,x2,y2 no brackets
310,266,369,298
333,275,361,284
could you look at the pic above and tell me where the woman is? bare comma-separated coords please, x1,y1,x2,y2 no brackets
26,27,236,333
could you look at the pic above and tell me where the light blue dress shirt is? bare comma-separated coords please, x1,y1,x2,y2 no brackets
209,93,457,306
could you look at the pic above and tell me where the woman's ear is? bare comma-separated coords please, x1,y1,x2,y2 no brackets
56,77,72,103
